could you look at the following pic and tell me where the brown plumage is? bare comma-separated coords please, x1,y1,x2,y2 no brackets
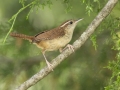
33,27,65,42
11,27,65,43
10,19,83,70
10,33,34,42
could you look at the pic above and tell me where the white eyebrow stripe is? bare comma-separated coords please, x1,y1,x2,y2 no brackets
60,21,69,27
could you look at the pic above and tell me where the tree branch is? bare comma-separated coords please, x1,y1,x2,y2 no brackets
15,0,118,90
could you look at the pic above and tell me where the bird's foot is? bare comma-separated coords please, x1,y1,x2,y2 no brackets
66,44,74,52
60,44,74,53
46,60,54,71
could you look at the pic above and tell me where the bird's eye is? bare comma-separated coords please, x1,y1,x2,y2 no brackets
69,21,73,24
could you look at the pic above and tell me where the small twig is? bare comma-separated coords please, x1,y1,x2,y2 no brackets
15,0,118,90
3,16,17,43
3,2,34,44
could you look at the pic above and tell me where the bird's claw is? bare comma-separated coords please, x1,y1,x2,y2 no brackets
46,61,54,71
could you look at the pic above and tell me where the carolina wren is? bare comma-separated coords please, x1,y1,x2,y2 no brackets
10,18,83,70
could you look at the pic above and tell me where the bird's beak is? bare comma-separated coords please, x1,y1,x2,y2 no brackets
76,18,83,23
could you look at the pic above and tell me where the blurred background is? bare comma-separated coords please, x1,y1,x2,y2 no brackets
0,0,120,90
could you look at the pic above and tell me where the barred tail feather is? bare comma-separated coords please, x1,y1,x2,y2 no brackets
10,33,34,42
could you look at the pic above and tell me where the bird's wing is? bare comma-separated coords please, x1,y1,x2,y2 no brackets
33,27,65,42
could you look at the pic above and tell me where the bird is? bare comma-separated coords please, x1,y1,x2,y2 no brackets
10,18,83,70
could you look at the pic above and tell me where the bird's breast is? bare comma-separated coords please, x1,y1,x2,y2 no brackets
34,34,72,51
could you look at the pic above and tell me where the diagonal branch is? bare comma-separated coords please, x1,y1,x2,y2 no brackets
15,0,118,90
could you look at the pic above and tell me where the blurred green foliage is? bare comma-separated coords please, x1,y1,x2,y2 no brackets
0,0,120,90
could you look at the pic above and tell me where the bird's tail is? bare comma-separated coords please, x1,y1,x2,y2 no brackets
10,33,34,42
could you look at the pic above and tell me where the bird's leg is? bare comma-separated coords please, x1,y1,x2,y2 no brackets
42,51,53,71
60,44,74,53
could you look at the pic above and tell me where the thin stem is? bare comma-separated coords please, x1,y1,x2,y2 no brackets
3,16,17,43
3,2,34,44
